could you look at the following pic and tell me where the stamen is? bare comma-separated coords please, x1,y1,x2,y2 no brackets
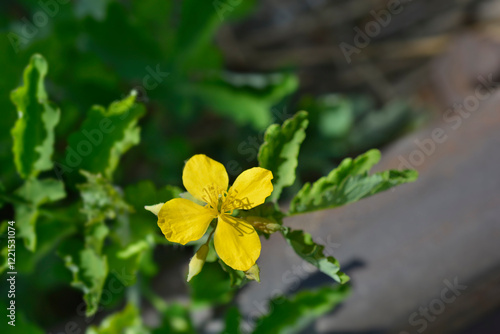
201,184,218,210
201,185,255,214
201,184,229,213
221,188,253,211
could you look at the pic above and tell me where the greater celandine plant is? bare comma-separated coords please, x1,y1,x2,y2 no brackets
145,110,419,286
1,54,418,333
146,154,273,278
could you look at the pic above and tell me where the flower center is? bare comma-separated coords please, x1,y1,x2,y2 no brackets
201,184,236,214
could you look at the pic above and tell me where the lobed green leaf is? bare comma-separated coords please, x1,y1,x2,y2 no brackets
59,229,109,317
10,54,60,179
77,171,133,225
188,73,298,130
252,285,350,334
86,303,149,334
13,205,79,274
259,111,309,201
282,227,349,284
107,181,183,278
65,91,145,180
289,149,418,214
60,170,136,316
15,178,66,251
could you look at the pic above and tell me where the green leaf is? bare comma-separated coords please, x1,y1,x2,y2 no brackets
86,303,149,334
187,73,298,129
77,171,133,225
282,227,349,284
60,175,113,316
174,0,221,68
0,33,23,186
10,54,60,179
95,181,182,303
15,178,66,251
289,149,418,215
259,111,309,201
221,307,242,334
173,0,254,71
176,0,256,54
13,205,79,274
348,100,415,152
65,91,145,180
83,2,163,79
85,222,110,255
107,181,182,276
252,285,350,334
153,304,195,334
70,171,150,315
78,248,108,315
188,262,234,307
219,259,247,288
59,234,108,317
316,95,354,138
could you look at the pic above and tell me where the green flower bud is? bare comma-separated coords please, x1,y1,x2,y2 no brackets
187,244,209,282
245,216,283,234
245,263,260,282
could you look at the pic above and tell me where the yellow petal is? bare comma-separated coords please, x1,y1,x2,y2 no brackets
182,154,229,205
225,167,273,211
158,198,216,245
214,214,261,271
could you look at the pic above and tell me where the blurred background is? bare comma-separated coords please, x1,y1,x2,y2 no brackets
1,0,500,333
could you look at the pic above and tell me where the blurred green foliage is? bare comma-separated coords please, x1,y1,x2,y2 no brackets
298,94,418,179
0,1,419,333
0,0,298,191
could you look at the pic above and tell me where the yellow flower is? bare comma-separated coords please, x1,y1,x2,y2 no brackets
156,154,273,271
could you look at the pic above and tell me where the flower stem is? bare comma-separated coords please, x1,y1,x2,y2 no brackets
205,228,216,246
